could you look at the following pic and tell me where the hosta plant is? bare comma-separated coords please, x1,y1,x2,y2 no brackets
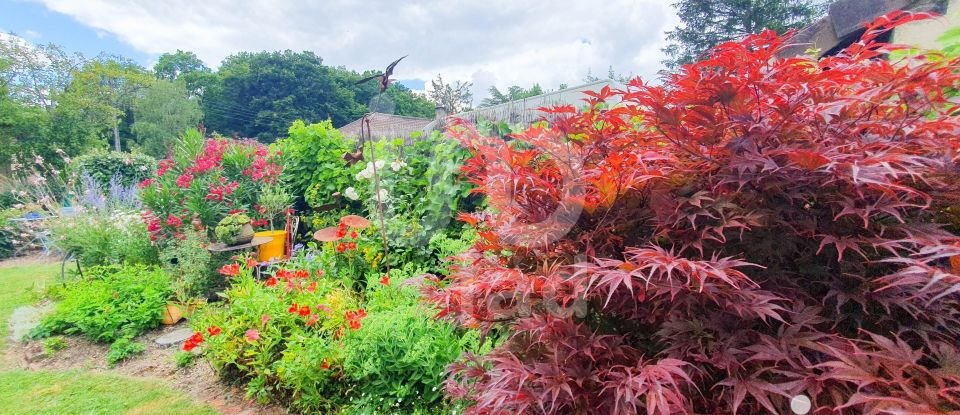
425,13,960,415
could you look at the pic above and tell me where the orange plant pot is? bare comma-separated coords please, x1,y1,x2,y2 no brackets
256,230,287,262
161,303,183,325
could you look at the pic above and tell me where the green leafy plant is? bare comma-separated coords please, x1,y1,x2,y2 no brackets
173,350,196,368
31,264,171,364
257,184,291,230
278,120,359,209
190,252,478,414
106,337,145,367
214,213,252,245
49,209,158,267
160,229,214,302
42,336,68,357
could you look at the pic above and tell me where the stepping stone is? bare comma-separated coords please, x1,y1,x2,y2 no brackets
154,328,193,347
8,302,54,342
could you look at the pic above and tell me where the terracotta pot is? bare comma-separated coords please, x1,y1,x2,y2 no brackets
161,303,183,325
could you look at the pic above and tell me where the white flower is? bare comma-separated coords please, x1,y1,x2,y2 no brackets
375,188,389,201
374,160,385,170
34,155,44,165
390,160,407,171
343,187,359,201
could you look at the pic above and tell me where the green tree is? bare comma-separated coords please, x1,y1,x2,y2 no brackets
480,83,544,107
0,55,98,168
662,0,826,69
428,74,473,113
132,79,202,158
153,50,214,97
383,84,435,118
0,36,84,108
59,57,154,151
202,50,366,141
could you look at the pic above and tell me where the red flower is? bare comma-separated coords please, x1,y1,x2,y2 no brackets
298,305,311,317
276,269,291,280
288,303,299,313
260,314,270,327
246,257,258,268
182,331,205,351
219,263,240,277
345,309,366,330
336,243,346,253
315,270,324,277
347,241,356,251
380,275,390,286
321,358,330,370
265,277,278,287
245,329,260,342
350,230,358,239
306,314,319,327
306,281,317,293
294,269,309,279
156,159,174,176
166,214,182,228
206,326,222,337
138,178,155,189
175,173,194,188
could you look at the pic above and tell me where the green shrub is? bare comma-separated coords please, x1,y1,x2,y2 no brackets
32,264,171,345
160,229,214,301
278,120,359,209
71,151,156,189
191,256,477,414
48,210,158,267
106,337,145,367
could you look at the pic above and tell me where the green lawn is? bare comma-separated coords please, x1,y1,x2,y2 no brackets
0,260,59,350
0,370,218,415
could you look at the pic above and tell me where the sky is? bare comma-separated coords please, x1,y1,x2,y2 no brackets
0,0,681,102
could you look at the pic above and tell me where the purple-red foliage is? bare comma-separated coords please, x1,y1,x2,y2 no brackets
425,13,960,414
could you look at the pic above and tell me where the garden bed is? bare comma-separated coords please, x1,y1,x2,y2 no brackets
4,323,283,415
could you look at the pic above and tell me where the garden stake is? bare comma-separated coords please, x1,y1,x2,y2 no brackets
362,115,391,273
356,55,409,274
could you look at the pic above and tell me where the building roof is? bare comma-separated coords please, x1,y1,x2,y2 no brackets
452,80,624,126
338,113,433,140
780,0,948,57
338,80,624,141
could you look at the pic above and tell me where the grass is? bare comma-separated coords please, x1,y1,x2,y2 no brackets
0,370,218,415
0,259,59,350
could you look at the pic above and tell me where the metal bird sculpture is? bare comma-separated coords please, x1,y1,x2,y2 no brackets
355,55,407,92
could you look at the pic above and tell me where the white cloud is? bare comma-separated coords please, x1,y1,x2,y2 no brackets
29,0,679,100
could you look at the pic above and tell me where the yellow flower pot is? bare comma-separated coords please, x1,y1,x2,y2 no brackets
256,230,287,262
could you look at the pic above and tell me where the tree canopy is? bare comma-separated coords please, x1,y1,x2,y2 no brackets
662,0,826,69
428,74,473,114
479,84,543,108
132,79,202,158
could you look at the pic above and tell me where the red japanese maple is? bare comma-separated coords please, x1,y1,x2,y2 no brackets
425,13,960,415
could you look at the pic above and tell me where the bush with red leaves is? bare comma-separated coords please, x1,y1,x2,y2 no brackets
424,13,960,415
